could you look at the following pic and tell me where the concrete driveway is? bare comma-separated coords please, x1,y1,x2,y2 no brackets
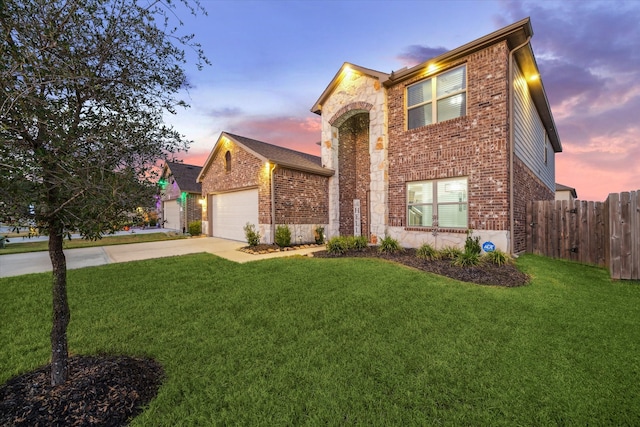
0,237,323,278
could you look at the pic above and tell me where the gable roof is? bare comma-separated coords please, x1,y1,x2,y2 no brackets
311,62,390,115
311,18,561,154
163,161,202,193
556,183,578,199
197,132,334,182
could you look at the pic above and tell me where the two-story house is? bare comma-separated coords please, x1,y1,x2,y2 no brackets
198,17,561,254
312,17,560,253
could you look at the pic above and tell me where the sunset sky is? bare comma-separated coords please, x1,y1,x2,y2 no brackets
168,0,639,202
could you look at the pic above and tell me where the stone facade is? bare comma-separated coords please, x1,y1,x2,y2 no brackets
319,67,388,242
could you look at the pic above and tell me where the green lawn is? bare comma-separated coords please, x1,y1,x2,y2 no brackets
0,232,186,255
1,254,639,425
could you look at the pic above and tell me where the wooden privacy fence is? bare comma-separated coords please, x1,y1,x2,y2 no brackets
526,190,640,280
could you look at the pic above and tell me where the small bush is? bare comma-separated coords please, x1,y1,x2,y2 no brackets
350,235,369,251
439,246,463,260
483,249,512,266
314,226,325,244
188,220,201,236
416,243,439,260
453,250,482,267
326,236,348,255
275,224,291,247
243,222,261,247
379,235,402,254
464,230,481,255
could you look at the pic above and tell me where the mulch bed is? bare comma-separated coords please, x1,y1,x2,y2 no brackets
0,355,163,427
312,246,530,287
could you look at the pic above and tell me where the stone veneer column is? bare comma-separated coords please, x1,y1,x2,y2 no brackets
320,71,388,241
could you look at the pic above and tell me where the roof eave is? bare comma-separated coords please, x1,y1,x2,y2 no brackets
311,62,389,115
271,161,335,177
384,17,533,87
515,45,562,153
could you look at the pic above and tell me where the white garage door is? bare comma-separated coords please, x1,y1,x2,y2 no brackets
211,188,259,242
163,200,181,231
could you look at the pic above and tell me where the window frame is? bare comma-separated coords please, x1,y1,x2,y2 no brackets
407,177,468,229
406,64,467,130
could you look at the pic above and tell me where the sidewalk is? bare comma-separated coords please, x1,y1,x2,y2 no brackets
0,237,324,278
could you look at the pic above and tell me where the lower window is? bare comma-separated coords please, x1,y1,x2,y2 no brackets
407,177,468,228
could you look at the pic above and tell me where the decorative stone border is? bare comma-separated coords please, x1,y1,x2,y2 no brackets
239,243,323,255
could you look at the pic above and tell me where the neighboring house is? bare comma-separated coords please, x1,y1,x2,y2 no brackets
555,183,578,201
311,17,561,253
196,132,333,242
159,161,203,232
199,18,561,253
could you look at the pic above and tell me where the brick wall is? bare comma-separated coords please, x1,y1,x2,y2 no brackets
386,42,510,234
274,168,329,224
200,140,269,222
338,113,370,236
513,156,554,253
200,139,329,229
185,194,202,228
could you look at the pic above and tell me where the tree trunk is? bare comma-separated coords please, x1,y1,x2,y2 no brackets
49,226,69,386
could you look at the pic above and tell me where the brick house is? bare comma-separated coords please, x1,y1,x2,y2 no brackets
159,161,203,232
311,17,561,253
197,132,333,243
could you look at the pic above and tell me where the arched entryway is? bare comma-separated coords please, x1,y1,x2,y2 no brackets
337,112,370,238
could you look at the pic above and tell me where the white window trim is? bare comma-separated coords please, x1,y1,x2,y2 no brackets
407,177,468,228
406,64,467,130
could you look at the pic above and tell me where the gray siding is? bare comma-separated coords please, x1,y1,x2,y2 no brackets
513,62,555,191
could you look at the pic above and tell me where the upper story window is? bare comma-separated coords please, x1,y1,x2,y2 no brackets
225,151,231,172
407,65,467,130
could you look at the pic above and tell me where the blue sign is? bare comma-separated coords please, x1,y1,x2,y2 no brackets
482,241,496,252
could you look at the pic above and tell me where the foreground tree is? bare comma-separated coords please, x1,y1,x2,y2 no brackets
0,0,207,385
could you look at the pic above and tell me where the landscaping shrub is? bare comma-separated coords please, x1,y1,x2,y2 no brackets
379,235,402,254
416,243,439,260
243,222,260,247
326,236,348,255
453,250,482,267
349,235,369,251
464,230,481,255
439,246,463,260
275,224,291,247
483,249,512,266
314,226,325,244
188,220,201,236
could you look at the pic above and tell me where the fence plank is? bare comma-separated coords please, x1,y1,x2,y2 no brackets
525,193,639,279
632,191,640,280
620,192,632,279
610,193,621,279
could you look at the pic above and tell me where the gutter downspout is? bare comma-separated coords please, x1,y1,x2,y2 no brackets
270,163,277,244
508,36,531,255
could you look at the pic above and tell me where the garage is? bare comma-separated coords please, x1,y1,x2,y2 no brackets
162,200,181,231
210,188,259,241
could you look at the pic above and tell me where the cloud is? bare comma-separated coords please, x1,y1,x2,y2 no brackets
396,45,449,68
227,115,322,155
207,107,243,118
498,0,640,200
177,115,322,166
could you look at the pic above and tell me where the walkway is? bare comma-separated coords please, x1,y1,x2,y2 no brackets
0,237,324,278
